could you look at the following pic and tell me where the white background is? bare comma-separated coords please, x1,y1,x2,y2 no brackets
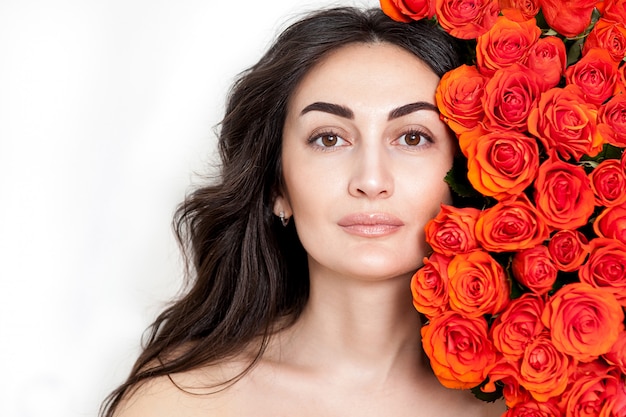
0,0,377,416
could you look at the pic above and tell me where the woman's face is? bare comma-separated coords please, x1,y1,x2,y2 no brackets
277,42,456,282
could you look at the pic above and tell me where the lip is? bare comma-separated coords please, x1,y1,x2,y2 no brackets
337,213,404,237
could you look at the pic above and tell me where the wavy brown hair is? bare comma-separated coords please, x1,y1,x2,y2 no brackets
100,7,462,416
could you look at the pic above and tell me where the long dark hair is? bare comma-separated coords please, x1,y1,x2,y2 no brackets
100,7,462,416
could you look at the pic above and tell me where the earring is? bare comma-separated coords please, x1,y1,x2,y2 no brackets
279,211,289,227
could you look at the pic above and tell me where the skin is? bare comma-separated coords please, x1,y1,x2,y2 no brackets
115,42,506,417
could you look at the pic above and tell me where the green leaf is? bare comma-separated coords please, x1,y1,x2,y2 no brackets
471,380,504,403
445,155,478,198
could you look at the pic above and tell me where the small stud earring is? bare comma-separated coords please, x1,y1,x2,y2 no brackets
279,211,289,227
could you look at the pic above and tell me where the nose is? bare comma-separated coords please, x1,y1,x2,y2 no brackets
348,141,394,199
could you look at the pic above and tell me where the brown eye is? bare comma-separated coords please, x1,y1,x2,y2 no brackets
309,131,348,149
320,134,338,147
399,130,430,147
404,132,421,146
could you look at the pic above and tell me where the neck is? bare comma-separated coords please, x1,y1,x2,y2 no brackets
273,265,425,383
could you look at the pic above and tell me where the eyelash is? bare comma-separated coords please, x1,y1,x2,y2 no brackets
396,128,434,148
307,128,434,151
307,130,348,151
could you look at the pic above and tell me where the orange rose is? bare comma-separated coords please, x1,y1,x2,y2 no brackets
379,0,435,21
434,0,500,39
593,202,626,244
604,0,626,24
589,159,626,206
597,94,626,147
583,18,626,62
562,362,624,417
483,64,542,131
542,283,624,362
465,130,540,200
578,237,626,306
457,124,489,157
498,0,540,21
619,62,626,95
475,194,550,252
491,293,546,360
435,64,488,135
565,48,619,107
476,15,541,76
539,0,597,37
411,253,451,318
425,204,481,256
519,332,572,402
484,359,532,408
527,85,602,161
526,36,567,91
533,156,596,230
503,399,562,417
512,245,558,295
615,384,626,417
421,311,496,389
447,250,510,317
547,229,590,272
604,330,626,374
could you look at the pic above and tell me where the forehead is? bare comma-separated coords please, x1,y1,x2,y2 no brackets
288,42,440,113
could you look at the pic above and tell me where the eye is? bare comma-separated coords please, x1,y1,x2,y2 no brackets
309,132,348,148
397,130,432,147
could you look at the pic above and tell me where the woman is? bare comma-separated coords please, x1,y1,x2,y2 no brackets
101,7,505,417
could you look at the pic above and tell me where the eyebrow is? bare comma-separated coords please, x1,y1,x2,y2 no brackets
299,101,439,120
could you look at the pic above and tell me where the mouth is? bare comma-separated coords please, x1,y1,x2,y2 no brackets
337,213,404,237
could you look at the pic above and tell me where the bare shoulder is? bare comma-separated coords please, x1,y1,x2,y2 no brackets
113,364,245,417
462,390,507,417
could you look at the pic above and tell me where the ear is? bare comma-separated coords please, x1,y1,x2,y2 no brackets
273,193,293,218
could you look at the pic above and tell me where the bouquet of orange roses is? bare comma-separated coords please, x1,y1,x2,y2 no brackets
380,0,626,415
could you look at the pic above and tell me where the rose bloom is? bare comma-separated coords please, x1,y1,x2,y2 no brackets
598,94,626,147
562,361,624,417
503,398,562,417
542,282,624,362
379,0,435,21
539,0,597,37
491,293,546,360
578,237,626,306
484,360,532,408
604,330,626,374
594,202,626,244
527,85,602,161
583,18,626,62
518,332,571,402
457,124,489,158
465,130,540,200
435,64,488,135
512,245,558,295
547,229,590,272
475,193,550,252
411,252,451,319
434,0,500,39
483,64,542,131
498,0,540,21
565,47,619,107
447,250,510,317
614,380,626,417
425,204,480,256
476,15,541,76
533,156,596,230
589,159,626,206
604,0,626,25
421,311,496,389
526,36,567,91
